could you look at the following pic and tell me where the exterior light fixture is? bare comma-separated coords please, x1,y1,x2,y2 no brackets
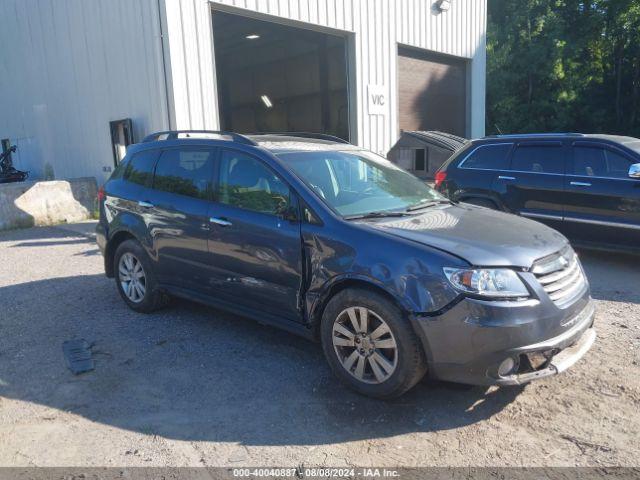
245,34,260,40
435,0,452,12
260,95,273,108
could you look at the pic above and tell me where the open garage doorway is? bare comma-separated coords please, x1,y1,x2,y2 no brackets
212,10,351,141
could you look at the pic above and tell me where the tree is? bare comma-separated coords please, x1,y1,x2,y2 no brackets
487,0,640,138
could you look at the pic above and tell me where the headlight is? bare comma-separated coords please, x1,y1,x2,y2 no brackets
443,267,529,298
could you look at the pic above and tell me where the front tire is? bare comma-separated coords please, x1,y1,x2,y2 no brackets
320,288,427,399
114,239,165,313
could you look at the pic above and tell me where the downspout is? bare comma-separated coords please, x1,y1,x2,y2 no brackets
156,0,173,129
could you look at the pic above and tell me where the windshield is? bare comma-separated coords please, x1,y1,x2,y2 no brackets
278,150,446,217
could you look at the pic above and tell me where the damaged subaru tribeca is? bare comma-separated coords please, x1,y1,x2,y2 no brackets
96,131,596,398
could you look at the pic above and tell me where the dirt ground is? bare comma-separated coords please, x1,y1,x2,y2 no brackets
0,225,638,467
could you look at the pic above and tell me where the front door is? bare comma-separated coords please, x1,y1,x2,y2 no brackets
147,146,215,292
206,148,303,322
495,141,566,231
563,141,640,250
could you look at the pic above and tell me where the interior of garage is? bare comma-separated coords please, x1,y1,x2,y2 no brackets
212,11,350,141
397,46,468,137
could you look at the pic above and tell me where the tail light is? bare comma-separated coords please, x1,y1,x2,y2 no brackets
434,171,447,189
97,186,105,202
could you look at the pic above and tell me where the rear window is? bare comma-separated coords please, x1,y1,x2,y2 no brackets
510,144,564,174
124,150,158,186
153,148,215,199
459,144,512,170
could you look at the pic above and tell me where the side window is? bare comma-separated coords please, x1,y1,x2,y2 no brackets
460,144,512,170
218,150,290,215
606,150,633,178
573,146,631,179
153,148,214,199
124,150,158,186
510,144,564,174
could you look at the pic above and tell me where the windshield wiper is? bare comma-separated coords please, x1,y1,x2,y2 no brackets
344,211,412,220
406,199,452,212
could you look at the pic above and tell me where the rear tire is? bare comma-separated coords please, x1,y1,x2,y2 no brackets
320,288,427,399
114,239,165,313
463,197,498,210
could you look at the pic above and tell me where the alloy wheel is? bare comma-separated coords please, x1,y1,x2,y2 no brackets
332,307,398,384
118,252,146,303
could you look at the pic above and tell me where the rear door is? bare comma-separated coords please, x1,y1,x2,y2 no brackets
563,141,640,249
146,146,216,293
206,148,304,322
495,141,566,231
454,143,513,204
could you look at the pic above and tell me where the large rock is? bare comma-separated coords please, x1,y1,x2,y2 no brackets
0,177,98,230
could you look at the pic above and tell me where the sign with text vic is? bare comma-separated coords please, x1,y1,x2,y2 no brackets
368,85,387,116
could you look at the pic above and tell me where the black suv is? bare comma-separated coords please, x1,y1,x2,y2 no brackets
435,133,640,254
97,131,596,398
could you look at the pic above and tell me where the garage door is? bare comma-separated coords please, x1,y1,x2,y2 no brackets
397,47,467,136
213,10,350,141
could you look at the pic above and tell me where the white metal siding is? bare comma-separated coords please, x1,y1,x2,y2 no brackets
0,0,169,181
164,0,486,156
0,0,485,182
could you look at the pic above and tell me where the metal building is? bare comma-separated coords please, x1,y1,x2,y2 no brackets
0,0,487,183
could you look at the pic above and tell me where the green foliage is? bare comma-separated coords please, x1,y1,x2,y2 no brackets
487,0,640,137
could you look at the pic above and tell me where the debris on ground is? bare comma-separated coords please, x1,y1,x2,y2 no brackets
62,339,95,375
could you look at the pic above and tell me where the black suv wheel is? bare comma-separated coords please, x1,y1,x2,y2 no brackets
114,239,166,313
320,288,427,399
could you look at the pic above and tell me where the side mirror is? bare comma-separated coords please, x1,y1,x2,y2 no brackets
629,163,640,179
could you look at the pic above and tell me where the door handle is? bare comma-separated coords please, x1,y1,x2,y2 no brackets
138,200,154,208
210,217,232,227
570,181,592,187
498,176,516,181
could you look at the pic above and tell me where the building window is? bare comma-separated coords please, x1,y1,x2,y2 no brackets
110,119,134,167
396,148,428,173
414,149,427,172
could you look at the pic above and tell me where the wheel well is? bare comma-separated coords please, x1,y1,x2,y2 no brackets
310,279,407,340
104,231,136,278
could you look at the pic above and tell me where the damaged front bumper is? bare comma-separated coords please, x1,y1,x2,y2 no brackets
410,288,596,386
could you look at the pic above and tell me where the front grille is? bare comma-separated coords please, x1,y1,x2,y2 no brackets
532,247,586,307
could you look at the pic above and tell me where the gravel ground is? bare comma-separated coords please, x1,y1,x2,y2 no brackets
0,225,638,467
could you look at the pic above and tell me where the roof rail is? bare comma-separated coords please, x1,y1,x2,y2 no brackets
142,130,258,146
249,132,351,144
484,133,584,139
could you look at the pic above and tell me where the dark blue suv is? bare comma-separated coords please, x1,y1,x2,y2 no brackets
435,133,640,254
97,131,596,398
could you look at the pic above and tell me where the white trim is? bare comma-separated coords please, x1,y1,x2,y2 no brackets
563,216,640,231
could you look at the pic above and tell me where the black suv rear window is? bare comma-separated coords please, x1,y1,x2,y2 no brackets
460,144,512,170
511,144,564,174
153,148,214,199
124,150,158,186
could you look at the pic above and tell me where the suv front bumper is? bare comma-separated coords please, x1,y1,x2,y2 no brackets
410,288,596,386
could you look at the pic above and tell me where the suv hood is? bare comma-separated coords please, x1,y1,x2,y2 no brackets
358,204,568,268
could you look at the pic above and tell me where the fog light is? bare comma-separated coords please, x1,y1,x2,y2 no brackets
498,358,516,377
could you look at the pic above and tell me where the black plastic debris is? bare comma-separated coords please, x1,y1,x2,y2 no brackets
62,339,95,375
